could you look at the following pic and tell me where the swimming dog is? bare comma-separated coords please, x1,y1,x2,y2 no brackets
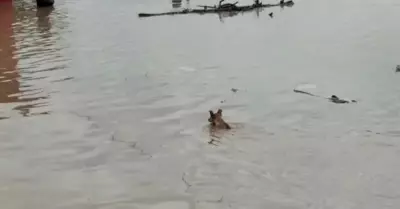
208,109,231,129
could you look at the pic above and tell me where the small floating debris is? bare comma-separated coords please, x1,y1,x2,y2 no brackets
293,88,322,98
181,172,192,189
396,65,400,72
329,95,357,104
366,130,381,135
269,12,273,17
231,88,238,93
293,88,356,104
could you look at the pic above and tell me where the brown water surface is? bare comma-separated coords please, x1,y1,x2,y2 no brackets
1,0,400,208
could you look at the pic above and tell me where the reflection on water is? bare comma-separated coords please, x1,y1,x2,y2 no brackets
0,4,48,118
0,2,69,118
36,7,54,34
172,0,191,9
186,0,191,8
215,3,293,22
218,11,241,22
0,5,19,104
172,0,182,8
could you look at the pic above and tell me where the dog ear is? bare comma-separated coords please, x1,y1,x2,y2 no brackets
208,110,215,122
217,109,222,115
209,110,215,117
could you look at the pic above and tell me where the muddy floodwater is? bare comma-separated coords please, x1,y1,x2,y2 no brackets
1,0,400,208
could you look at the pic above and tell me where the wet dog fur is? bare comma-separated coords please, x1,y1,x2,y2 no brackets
208,109,231,130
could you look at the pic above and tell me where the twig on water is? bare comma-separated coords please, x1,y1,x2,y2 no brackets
197,196,224,204
182,172,192,190
111,134,152,158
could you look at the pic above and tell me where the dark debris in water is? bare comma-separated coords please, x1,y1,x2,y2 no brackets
70,111,100,129
111,133,152,158
131,142,137,148
181,172,192,191
196,196,224,203
396,65,400,72
51,76,74,83
365,130,381,135
329,95,356,104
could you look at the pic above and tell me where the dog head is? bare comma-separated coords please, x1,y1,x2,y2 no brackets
208,109,231,129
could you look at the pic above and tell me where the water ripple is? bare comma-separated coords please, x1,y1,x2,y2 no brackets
1,0,400,208
0,3,71,119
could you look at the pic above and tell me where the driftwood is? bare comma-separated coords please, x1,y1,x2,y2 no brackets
293,89,357,104
138,1,294,18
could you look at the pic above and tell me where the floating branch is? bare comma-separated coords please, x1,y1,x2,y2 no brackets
138,0,294,18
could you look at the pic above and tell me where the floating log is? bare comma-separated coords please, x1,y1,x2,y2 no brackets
138,1,294,18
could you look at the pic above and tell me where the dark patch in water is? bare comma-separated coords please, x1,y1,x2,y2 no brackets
0,116,10,120
51,76,74,83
